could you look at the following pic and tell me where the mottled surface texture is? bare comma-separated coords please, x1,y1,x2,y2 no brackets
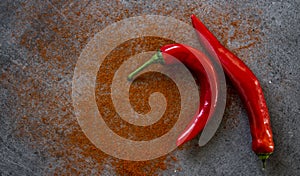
0,0,299,175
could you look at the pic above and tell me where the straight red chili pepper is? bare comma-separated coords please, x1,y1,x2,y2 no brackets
128,43,219,146
191,14,274,167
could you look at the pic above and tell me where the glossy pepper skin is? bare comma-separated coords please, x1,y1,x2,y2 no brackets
160,44,219,146
128,43,219,146
191,14,274,163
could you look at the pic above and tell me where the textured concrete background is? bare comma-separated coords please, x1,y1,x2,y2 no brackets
0,0,299,175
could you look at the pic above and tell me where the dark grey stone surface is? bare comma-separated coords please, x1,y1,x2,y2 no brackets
0,0,299,175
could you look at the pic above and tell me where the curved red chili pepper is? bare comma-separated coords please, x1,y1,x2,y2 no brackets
160,44,219,146
191,14,274,166
128,43,219,146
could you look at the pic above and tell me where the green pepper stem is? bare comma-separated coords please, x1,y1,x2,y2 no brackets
257,153,272,169
262,159,266,169
127,51,164,81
